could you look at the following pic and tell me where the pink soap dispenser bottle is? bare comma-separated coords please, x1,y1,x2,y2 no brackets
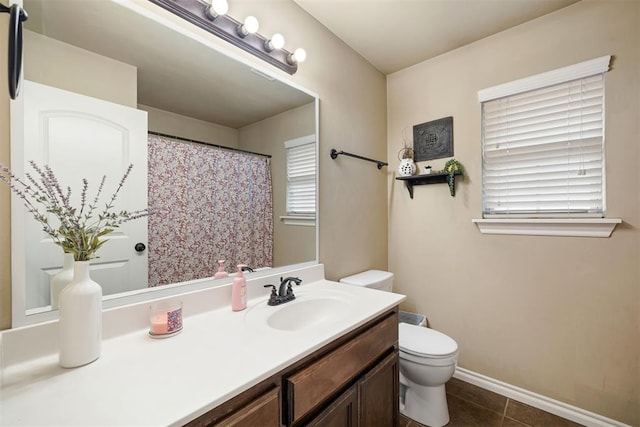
231,264,247,311
214,259,229,279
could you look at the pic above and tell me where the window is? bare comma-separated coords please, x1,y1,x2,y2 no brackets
482,75,606,217
283,135,316,226
473,56,621,237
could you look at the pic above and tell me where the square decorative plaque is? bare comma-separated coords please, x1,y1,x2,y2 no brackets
413,116,453,162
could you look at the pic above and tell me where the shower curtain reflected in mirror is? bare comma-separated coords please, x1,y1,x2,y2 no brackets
147,134,273,286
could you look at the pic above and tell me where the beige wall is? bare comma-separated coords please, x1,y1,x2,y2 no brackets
387,1,639,424
239,102,316,267
24,30,137,107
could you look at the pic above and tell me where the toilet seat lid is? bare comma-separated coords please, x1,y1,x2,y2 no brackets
399,323,458,358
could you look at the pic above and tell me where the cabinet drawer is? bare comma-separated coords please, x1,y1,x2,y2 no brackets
218,387,279,426
186,384,279,427
285,312,398,423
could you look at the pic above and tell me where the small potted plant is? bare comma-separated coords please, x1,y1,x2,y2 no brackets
442,158,465,196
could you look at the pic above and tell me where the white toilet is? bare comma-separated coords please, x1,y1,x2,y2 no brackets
340,270,458,427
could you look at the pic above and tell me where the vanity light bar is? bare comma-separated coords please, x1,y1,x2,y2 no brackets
148,0,303,75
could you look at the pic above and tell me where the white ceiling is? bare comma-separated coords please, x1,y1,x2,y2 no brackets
293,0,580,75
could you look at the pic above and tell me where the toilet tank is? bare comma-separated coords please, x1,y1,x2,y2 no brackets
339,270,394,292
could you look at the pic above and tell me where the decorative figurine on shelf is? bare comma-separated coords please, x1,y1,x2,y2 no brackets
397,127,416,177
442,159,465,197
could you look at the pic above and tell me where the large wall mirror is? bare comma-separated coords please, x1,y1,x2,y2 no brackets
10,0,318,326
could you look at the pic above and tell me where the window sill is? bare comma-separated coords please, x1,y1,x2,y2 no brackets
471,218,622,238
280,215,315,227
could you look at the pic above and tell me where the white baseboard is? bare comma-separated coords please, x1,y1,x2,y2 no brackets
453,367,630,427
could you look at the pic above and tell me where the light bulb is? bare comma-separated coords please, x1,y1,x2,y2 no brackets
288,47,307,65
205,0,228,20
293,48,307,63
237,15,259,37
271,33,285,49
264,33,285,52
211,0,228,15
244,16,259,33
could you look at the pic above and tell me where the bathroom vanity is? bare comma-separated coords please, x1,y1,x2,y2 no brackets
0,265,405,426
191,308,399,426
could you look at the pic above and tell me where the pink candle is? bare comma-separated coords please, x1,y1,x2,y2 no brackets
150,313,168,335
149,301,183,337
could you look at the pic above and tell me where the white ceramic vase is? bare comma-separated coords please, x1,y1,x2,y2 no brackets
398,158,416,176
50,253,74,310
58,261,102,368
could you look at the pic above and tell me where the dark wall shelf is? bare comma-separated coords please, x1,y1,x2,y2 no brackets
396,171,462,199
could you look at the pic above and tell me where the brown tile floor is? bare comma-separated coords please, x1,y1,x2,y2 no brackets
399,378,584,427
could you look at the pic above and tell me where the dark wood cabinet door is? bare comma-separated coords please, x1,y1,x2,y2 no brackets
358,351,399,427
307,385,359,427
285,313,397,423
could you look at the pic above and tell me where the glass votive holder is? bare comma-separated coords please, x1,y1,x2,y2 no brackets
149,300,183,338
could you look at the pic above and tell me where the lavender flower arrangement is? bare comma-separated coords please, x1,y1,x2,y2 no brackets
0,161,147,261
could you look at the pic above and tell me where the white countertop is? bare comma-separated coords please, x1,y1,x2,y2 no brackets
1,276,405,426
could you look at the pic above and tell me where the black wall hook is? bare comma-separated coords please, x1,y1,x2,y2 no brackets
1,3,28,100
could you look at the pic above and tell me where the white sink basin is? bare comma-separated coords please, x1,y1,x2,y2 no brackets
266,297,352,331
245,289,354,332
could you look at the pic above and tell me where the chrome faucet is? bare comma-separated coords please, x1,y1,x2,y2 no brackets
264,276,302,306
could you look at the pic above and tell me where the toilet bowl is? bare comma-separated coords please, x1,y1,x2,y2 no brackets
399,322,458,427
340,270,458,427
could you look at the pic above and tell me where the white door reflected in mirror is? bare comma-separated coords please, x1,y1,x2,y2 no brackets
20,80,149,311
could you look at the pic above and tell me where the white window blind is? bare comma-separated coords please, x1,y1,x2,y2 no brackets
285,136,316,215
481,59,609,218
